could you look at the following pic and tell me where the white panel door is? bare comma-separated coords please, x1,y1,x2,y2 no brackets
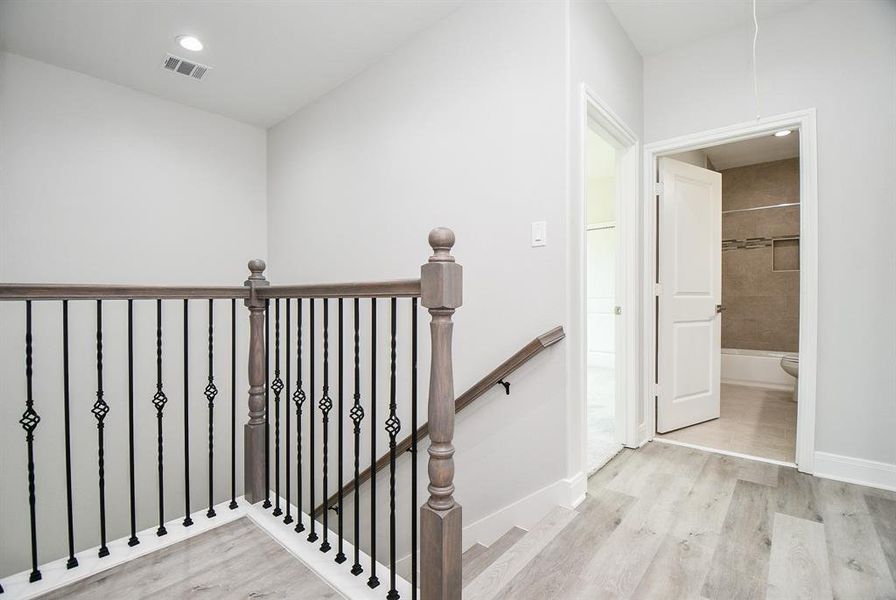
657,157,722,433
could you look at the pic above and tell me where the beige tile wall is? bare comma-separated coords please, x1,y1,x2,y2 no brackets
721,158,800,352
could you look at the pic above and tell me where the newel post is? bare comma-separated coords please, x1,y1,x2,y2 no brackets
244,259,269,504
420,228,463,600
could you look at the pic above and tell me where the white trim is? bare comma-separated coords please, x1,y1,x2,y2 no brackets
814,452,896,493
569,84,641,494
460,473,585,552
642,109,818,473
654,437,796,468
0,496,409,600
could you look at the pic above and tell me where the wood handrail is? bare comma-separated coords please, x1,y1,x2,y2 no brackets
0,279,421,301
313,325,565,517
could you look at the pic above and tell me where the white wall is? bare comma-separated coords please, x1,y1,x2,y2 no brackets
267,1,569,555
644,1,896,466
0,52,267,575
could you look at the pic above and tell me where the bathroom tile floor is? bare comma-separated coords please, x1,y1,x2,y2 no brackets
656,383,796,462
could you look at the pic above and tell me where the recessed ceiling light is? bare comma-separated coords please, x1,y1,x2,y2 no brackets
774,129,791,137
177,35,203,52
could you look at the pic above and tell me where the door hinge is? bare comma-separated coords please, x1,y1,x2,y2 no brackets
654,182,664,196
654,283,662,296
614,306,622,316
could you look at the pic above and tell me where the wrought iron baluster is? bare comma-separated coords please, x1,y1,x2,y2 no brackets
153,299,169,536
368,297,379,589
308,298,318,543
263,299,271,510
386,297,402,600
335,298,346,564
411,297,418,599
320,298,333,553
206,299,218,519
62,300,78,569
293,298,306,533
230,299,238,510
21,300,42,582
350,298,364,576
272,299,283,517
183,299,193,527
284,299,293,524
94,300,111,555
127,300,140,546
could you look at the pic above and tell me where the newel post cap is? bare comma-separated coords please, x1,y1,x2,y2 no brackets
244,259,269,287
421,227,462,310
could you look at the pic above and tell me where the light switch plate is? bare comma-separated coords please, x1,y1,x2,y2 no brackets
531,221,547,247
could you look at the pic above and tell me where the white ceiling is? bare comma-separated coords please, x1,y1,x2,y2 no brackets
0,1,460,128
704,131,799,170
607,0,813,56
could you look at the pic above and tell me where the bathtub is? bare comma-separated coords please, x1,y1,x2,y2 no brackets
721,348,796,391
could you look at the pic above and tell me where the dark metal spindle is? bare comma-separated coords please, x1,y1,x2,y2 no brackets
320,299,333,553
335,298,346,564
62,300,78,569
263,299,272,509
350,298,364,576
21,300,42,582
183,299,194,527
94,300,111,555
230,299,238,510
293,298,306,533
368,298,379,589
153,300,169,536
284,300,293,524
205,299,218,519
272,299,283,517
308,299,318,543
411,297,418,599
386,297,401,600
127,300,140,546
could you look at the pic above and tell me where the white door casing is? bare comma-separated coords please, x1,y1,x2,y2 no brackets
657,157,722,433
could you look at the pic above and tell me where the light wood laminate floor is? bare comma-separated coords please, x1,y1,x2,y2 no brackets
465,442,896,600
656,383,797,462
38,518,344,600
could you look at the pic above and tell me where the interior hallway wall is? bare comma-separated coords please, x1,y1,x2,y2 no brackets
644,1,896,468
0,52,267,575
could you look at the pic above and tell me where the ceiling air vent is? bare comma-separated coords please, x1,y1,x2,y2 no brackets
162,53,212,81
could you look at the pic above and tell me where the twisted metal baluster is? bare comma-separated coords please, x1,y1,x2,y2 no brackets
230,299,238,510
284,300,293,525
153,300,169,536
21,301,42,582
94,300,111,556
183,299,193,527
62,300,78,568
368,298,379,589
411,297,418,599
293,298,306,533
127,300,140,546
350,297,364,576
320,299,333,553
335,298,346,564
307,299,318,543
272,299,284,517
386,297,402,600
263,299,272,509
206,299,219,519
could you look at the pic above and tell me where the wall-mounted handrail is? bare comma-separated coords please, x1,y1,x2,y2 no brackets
313,325,565,518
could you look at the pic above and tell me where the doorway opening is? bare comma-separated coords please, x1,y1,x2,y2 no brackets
585,121,622,473
644,110,818,471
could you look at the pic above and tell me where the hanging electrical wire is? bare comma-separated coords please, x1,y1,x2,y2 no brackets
752,0,761,120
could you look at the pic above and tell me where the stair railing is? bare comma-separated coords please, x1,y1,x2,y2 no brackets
0,227,463,600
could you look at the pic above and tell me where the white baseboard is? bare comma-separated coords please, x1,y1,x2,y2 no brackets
460,473,584,551
814,451,896,492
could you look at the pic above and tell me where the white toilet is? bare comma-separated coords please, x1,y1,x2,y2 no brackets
780,353,799,402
